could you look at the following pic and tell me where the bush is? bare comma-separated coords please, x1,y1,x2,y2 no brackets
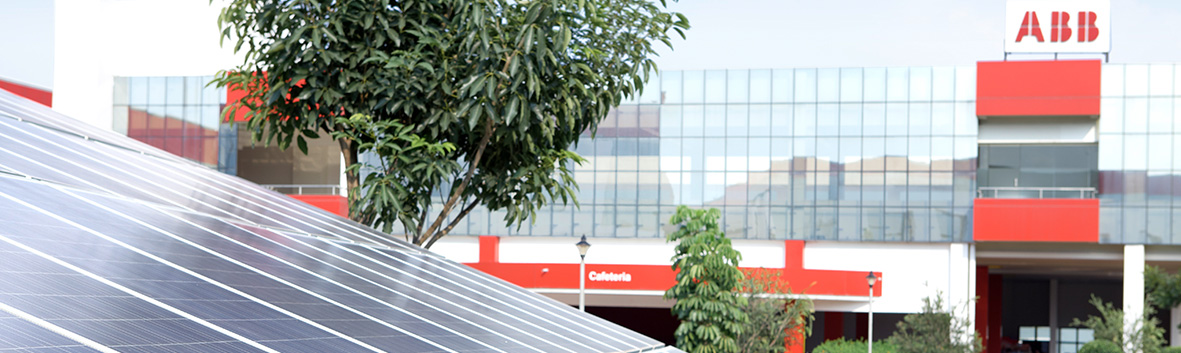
887,295,981,353
1078,340,1122,353
1159,346,1181,353
811,338,898,353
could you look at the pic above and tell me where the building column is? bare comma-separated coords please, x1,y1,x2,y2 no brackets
1172,306,1181,347
977,266,990,352
1050,279,1059,353
949,243,976,345
1125,245,1145,353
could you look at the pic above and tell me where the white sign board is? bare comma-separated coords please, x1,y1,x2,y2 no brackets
1005,0,1110,53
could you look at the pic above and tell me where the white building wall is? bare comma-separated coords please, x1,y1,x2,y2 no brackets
805,241,975,314
53,0,242,131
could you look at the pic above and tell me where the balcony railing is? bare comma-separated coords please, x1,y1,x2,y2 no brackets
976,186,1097,199
262,184,342,196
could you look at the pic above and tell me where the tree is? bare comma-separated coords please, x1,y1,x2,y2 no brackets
735,269,814,353
665,206,747,353
214,0,689,248
887,295,982,353
1145,266,1181,309
1071,295,1165,353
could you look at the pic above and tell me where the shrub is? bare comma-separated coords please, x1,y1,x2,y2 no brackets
735,269,814,353
887,295,981,353
811,338,898,353
1159,346,1181,353
1078,340,1122,353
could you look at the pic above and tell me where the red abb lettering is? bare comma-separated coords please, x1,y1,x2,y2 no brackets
1051,11,1071,42
1016,11,1044,42
1017,10,1099,43
1078,11,1099,42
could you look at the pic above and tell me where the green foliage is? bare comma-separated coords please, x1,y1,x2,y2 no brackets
1159,346,1181,353
1145,266,1181,309
1071,295,1164,353
214,0,689,247
812,339,899,353
665,206,747,353
735,269,814,353
887,295,981,353
1072,295,1125,343
329,114,458,233
1078,340,1123,353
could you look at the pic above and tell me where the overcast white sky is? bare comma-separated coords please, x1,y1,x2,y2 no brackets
654,0,1181,69
3,0,1181,90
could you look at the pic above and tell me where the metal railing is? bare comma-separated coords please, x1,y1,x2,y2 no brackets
976,186,1097,199
262,184,342,196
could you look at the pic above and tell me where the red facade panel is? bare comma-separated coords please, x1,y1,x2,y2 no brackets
976,60,1101,117
0,79,52,107
478,236,500,263
973,198,1099,242
289,194,348,217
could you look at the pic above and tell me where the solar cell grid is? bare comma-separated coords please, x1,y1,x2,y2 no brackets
0,239,260,352
0,93,179,162
54,185,468,352
0,90,680,353
0,321,99,353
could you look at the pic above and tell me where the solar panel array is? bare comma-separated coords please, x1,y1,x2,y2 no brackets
0,89,683,353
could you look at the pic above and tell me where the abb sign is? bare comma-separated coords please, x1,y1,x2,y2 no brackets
1005,0,1110,53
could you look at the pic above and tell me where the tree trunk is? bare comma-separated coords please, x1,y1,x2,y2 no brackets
338,137,361,222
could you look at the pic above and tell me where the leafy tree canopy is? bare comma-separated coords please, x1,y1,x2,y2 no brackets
1145,265,1181,309
665,206,747,353
214,0,688,247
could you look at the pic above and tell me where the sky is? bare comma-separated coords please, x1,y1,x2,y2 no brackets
3,0,1181,90
652,0,1181,70
0,0,54,88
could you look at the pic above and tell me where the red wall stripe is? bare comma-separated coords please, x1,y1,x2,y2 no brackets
467,240,883,297
0,79,52,107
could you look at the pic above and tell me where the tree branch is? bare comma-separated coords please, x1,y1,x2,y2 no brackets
419,117,494,245
424,199,479,249
414,202,429,242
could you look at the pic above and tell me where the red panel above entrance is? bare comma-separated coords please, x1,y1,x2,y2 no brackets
976,60,1101,117
973,198,1099,242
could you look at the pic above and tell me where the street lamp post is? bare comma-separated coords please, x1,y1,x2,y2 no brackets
867,271,878,353
576,235,592,312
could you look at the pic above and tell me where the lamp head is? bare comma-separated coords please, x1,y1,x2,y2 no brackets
576,235,591,258
866,271,878,287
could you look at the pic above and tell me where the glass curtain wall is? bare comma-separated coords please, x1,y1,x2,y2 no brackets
445,66,980,242
113,76,236,174
1097,64,1181,244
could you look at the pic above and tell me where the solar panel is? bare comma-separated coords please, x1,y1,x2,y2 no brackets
0,88,681,352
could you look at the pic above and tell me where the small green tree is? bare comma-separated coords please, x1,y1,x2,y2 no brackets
887,295,981,353
1071,295,1165,353
665,206,747,353
736,269,814,353
215,0,689,248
